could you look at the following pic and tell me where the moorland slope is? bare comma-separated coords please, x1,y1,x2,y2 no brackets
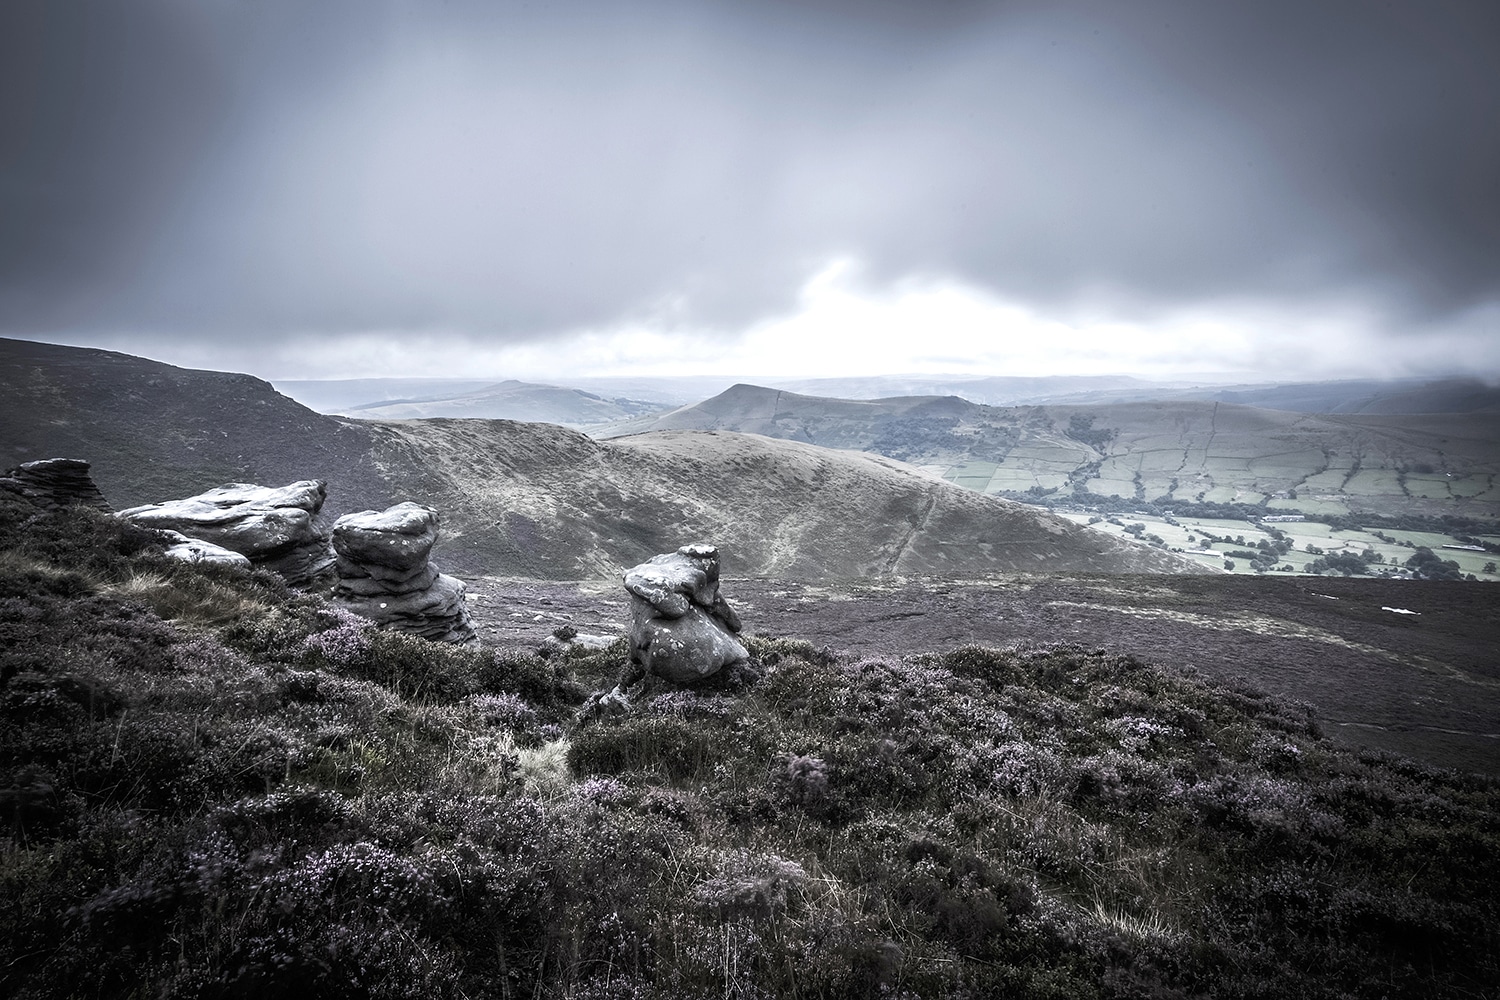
468,567,1500,776
2,495,1497,998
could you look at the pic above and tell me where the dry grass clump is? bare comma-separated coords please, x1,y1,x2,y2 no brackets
106,569,272,625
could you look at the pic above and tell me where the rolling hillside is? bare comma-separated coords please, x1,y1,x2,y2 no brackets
601,384,1500,522
368,420,1198,579
1,339,1193,580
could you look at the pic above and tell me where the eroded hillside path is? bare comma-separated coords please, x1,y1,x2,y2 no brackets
464,574,1500,776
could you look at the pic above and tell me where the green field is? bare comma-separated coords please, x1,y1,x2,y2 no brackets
945,459,999,491
1054,510,1500,580
1084,476,1138,499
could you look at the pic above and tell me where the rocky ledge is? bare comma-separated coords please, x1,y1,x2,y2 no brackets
118,480,335,586
0,458,112,512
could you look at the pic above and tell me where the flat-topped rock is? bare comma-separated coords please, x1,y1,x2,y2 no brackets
118,480,334,586
0,458,112,511
624,543,747,683
331,502,476,645
330,501,440,590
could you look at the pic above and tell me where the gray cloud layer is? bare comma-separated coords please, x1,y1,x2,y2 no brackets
2,0,1496,369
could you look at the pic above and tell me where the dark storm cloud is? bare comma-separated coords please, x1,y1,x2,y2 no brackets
1076,0,1500,310
0,2,224,324
1,0,1496,363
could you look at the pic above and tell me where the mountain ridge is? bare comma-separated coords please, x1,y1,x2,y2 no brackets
1,339,1194,580
277,372,1500,416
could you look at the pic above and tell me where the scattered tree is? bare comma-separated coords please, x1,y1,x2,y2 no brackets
1405,547,1463,581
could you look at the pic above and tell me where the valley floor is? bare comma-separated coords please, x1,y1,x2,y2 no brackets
1050,508,1500,579
465,573,1500,776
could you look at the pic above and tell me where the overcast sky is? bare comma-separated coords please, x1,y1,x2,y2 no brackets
2,0,1497,381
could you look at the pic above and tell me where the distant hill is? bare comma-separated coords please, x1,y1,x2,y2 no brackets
1201,377,1500,414
279,372,1500,416
599,383,1500,522
273,377,507,414
336,379,667,426
1,339,1195,580
759,374,1161,405
746,375,1500,412
598,382,969,446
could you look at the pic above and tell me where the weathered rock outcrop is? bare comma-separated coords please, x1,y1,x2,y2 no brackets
624,543,747,683
0,458,111,511
330,502,476,645
159,531,254,569
118,481,335,586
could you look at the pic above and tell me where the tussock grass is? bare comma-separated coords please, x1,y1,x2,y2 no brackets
106,568,271,625
515,738,573,800
0,549,92,595
2,496,1498,998
1086,898,1182,943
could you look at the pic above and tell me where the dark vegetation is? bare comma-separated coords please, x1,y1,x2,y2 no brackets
1064,413,1116,451
1402,547,1466,581
3,494,1499,998
1299,545,1464,581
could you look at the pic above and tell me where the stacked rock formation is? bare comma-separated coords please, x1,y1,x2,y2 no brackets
118,481,335,586
0,459,111,511
624,543,748,683
330,502,476,645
